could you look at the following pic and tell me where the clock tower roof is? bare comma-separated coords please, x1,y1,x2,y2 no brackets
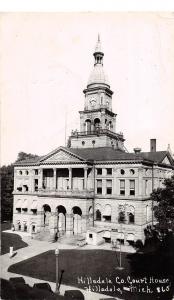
87,35,110,88
87,64,110,87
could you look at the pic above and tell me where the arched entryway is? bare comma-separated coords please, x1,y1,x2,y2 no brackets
85,119,91,133
72,206,82,235
88,206,93,227
94,118,100,132
56,205,66,236
43,204,51,227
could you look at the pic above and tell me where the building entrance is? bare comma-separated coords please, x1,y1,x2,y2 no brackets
56,205,66,236
43,204,51,228
72,206,82,235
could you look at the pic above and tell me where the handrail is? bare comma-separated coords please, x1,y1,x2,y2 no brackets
71,129,124,139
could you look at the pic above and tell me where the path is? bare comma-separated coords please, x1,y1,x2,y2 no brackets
1,230,128,300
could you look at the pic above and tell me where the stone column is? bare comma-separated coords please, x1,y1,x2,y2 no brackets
91,121,94,132
49,212,57,241
81,214,88,233
101,110,105,130
112,117,116,132
84,167,88,189
69,167,72,189
38,168,43,190
138,167,144,196
37,210,44,232
103,179,107,195
66,213,73,236
53,168,57,190
30,169,34,193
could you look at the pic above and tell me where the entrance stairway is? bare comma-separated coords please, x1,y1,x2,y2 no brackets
58,234,84,246
33,227,54,242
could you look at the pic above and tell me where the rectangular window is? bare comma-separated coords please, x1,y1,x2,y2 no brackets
130,180,135,195
34,179,38,192
96,168,102,175
106,179,112,194
106,168,112,175
97,179,102,194
120,180,125,195
66,179,69,190
35,169,38,175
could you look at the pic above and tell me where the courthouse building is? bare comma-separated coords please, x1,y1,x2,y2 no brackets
12,36,174,244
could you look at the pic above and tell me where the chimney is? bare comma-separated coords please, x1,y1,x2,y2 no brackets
134,147,141,154
150,139,156,152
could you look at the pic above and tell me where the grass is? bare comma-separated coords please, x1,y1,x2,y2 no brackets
8,249,174,300
1,221,28,255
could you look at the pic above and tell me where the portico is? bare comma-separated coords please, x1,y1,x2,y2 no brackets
37,166,93,194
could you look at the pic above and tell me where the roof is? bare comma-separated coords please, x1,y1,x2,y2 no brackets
66,147,141,162
139,151,171,164
87,64,110,87
14,147,174,167
65,148,174,166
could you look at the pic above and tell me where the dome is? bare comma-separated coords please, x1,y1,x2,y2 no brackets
87,64,110,87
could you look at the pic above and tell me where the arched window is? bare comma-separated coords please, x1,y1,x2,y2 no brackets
85,119,91,133
94,118,100,131
96,209,101,221
128,206,135,224
128,213,134,224
118,211,125,223
95,204,102,221
108,121,112,130
24,223,27,232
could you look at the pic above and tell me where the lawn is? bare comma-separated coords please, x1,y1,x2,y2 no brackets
8,249,174,300
1,221,28,255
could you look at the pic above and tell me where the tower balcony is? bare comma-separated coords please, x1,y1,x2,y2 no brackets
71,128,124,141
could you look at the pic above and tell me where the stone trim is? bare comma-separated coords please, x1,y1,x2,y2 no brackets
95,161,143,165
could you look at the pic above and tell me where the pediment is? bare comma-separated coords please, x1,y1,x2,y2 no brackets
162,155,171,165
40,148,83,163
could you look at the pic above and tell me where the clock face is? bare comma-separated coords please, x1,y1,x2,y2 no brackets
90,98,96,107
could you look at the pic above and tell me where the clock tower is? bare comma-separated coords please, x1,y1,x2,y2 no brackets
70,35,125,150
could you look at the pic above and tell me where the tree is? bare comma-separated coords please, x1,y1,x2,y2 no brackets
1,152,39,221
16,152,39,162
1,164,14,221
151,175,174,233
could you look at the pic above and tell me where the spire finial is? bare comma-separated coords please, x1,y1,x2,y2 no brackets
98,33,100,42
94,34,103,54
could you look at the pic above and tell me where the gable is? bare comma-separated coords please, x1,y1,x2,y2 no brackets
40,148,83,163
162,155,172,165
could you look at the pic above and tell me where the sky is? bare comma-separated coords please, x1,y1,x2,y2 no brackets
1,12,174,165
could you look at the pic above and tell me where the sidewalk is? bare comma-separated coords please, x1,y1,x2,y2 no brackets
1,231,125,300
